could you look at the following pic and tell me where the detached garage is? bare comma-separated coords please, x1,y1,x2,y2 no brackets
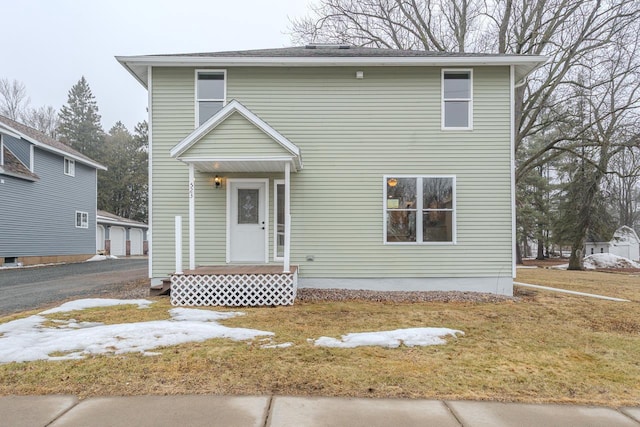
96,210,148,257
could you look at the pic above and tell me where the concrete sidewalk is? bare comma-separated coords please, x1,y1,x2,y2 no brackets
1,395,638,427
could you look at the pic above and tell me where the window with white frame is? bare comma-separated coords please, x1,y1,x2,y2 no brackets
0,135,4,166
385,176,455,243
75,211,88,228
64,157,75,176
196,70,226,125
442,70,472,129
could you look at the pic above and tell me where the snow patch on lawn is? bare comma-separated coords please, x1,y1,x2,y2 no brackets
555,253,640,270
40,299,152,314
314,327,464,348
0,299,273,363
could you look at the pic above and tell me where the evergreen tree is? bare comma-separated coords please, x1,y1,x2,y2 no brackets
57,76,103,159
98,121,148,222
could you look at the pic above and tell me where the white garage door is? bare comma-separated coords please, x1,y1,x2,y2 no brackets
96,225,105,252
130,228,143,255
110,227,126,256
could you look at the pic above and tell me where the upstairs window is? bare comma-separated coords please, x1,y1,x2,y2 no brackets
64,158,75,176
196,70,226,125
385,176,456,244
75,211,88,228
442,70,472,130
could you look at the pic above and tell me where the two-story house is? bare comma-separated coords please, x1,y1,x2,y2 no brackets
117,45,546,306
0,116,106,266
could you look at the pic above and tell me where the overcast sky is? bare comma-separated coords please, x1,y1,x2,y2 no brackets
3,0,312,131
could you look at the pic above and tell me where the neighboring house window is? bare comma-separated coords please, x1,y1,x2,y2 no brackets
64,158,75,176
0,135,4,166
196,70,226,126
442,70,472,130
274,180,285,260
384,176,455,243
75,211,88,228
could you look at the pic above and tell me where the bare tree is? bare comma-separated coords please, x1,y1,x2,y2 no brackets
0,78,30,120
291,0,640,266
22,105,59,138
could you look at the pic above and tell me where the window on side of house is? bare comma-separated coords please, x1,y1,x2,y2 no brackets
75,211,88,228
64,157,75,176
0,135,4,166
385,176,455,244
442,70,472,130
196,70,226,126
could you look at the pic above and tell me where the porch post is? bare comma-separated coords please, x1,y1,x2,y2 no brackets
175,216,183,274
284,162,291,273
188,163,195,270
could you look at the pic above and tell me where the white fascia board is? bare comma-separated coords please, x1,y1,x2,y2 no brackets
118,54,548,86
97,216,148,229
0,123,21,139
170,100,301,159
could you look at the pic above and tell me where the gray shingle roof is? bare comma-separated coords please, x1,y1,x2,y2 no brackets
154,45,506,58
1,147,39,181
0,115,104,169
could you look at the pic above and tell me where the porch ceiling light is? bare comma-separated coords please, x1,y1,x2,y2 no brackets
387,178,398,187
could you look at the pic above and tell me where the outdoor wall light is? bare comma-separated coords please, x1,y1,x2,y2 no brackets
214,175,221,188
387,178,398,187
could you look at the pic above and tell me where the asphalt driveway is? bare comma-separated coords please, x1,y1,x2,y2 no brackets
0,259,148,316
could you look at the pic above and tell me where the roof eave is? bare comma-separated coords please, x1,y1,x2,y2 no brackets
117,54,548,87
0,120,107,171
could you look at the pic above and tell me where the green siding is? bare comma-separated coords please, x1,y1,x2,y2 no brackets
151,66,513,280
183,112,292,158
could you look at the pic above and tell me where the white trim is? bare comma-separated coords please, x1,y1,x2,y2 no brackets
117,54,548,89
175,216,183,275
0,123,21,139
64,157,75,176
383,175,457,245
284,162,291,273
29,145,34,172
0,134,3,166
273,179,285,262
75,210,89,229
441,69,473,130
226,178,270,264
178,156,296,163
188,163,195,270
510,66,517,278
170,100,302,170
194,69,227,127
147,65,154,280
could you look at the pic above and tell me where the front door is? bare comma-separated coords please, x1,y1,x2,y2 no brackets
229,180,267,263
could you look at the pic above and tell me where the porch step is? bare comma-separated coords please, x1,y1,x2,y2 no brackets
150,279,171,297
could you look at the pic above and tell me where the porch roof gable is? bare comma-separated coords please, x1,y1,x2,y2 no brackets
170,100,302,172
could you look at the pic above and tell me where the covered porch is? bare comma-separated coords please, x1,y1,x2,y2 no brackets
169,100,303,306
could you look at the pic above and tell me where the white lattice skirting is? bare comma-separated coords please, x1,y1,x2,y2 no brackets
170,271,297,306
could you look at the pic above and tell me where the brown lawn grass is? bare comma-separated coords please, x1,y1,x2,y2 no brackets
0,268,639,406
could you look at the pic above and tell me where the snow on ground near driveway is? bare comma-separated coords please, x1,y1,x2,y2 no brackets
313,327,464,348
0,299,273,363
554,253,640,270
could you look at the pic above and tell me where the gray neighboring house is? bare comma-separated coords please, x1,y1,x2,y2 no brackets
96,210,149,257
0,115,106,266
